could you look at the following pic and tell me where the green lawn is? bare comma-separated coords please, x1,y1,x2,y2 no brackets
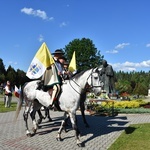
0,94,18,113
108,123,150,150
0,100,17,113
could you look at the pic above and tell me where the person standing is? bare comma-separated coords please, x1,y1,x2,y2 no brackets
4,81,12,108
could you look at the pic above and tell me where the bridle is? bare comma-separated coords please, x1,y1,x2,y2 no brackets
69,68,102,95
86,68,103,92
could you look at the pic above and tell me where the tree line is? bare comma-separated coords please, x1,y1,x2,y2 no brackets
0,38,149,95
114,70,150,96
0,58,29,88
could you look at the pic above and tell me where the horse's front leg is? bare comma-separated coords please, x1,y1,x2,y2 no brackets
44,107,52,122
80,100,89,128
30,109,38,135
56,112,68,141
69,112,84,147
37,109,45,124
23,108,32,137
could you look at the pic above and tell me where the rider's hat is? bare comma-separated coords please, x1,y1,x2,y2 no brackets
59,56,67,61
52,49,65,55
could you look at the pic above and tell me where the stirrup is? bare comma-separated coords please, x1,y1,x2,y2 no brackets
48,105,53,110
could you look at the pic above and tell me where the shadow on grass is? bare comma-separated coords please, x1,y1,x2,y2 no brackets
125,126,136,134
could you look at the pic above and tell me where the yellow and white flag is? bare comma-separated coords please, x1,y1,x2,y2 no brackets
68,51,77,73
26,42,55,79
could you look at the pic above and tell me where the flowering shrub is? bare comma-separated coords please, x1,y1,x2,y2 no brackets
87,99,150,115
101,100,146,109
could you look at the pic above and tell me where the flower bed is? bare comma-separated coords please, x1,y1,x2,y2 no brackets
86,99,150,116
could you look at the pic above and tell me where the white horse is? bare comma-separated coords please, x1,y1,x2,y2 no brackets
15,67,103,147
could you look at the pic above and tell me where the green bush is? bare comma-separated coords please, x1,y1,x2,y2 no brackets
101,99,147,109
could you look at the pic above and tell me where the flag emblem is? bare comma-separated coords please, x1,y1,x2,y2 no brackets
28,63,42,76
26,42,54,79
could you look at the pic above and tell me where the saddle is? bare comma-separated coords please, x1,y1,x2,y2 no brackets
36,81,62,111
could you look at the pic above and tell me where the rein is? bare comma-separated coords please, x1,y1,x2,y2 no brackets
68,68,101,95
69,79,83,95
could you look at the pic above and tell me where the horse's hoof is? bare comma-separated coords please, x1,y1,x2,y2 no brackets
77,142,85,147
26,133,32,137
63,129,67,133
37,125,41,129
62,127,67,133
48,118,53,122
32,128,37,134
56,137,63,141
37,119,42,124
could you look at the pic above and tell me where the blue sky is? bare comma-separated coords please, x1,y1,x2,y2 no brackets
0,0,150,72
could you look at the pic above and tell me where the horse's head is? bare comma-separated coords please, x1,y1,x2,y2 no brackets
86,68,103,96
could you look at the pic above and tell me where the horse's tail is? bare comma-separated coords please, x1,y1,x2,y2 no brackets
14,85,24,121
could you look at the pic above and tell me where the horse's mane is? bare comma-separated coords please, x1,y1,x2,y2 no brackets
71,70,86,80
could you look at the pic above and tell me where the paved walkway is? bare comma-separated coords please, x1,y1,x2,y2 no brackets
1,97,150,150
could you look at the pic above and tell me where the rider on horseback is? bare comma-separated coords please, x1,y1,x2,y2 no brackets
51,49,64,106
58,56,73,80
40,49,65,109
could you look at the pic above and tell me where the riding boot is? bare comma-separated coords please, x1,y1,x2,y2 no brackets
47,104,54,110
53,97,58,111
47,96,57,110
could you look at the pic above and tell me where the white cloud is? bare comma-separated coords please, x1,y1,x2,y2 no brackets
106,50,118,54
115,43,130,49
110,60,150,72
59,22,67,27
21,7,54,21
140,60,150,67
48,17,54,21
38,34,44,42
106,42,130,54
146,43,150,47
